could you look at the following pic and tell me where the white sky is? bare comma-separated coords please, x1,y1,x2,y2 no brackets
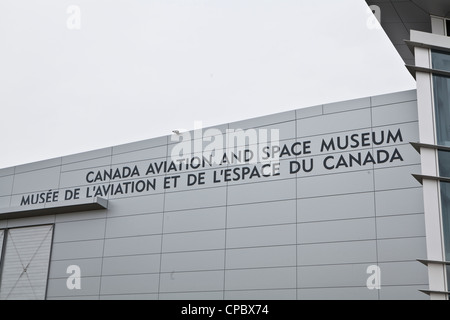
0,0,416,169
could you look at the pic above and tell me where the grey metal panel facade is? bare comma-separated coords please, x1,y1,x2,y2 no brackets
0,89,428,299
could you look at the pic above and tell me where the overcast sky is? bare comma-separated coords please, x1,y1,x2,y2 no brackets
0,0,416,169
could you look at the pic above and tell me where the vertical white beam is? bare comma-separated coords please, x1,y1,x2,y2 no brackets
412,33,449,299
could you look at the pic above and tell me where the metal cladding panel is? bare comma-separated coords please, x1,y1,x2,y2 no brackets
0,225,53,300
0,89,428,300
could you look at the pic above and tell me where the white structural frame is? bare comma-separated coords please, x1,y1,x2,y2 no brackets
409,28,450,300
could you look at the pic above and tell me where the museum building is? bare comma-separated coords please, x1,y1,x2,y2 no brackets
0,1,449,299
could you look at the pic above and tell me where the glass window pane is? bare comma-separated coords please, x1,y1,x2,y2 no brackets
440,182,450,261
0,229,3,267
433,75,450,146
439,150,450,178
447,19,450,37
432,50,450,72
447,266,450,292
0,225,53,300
